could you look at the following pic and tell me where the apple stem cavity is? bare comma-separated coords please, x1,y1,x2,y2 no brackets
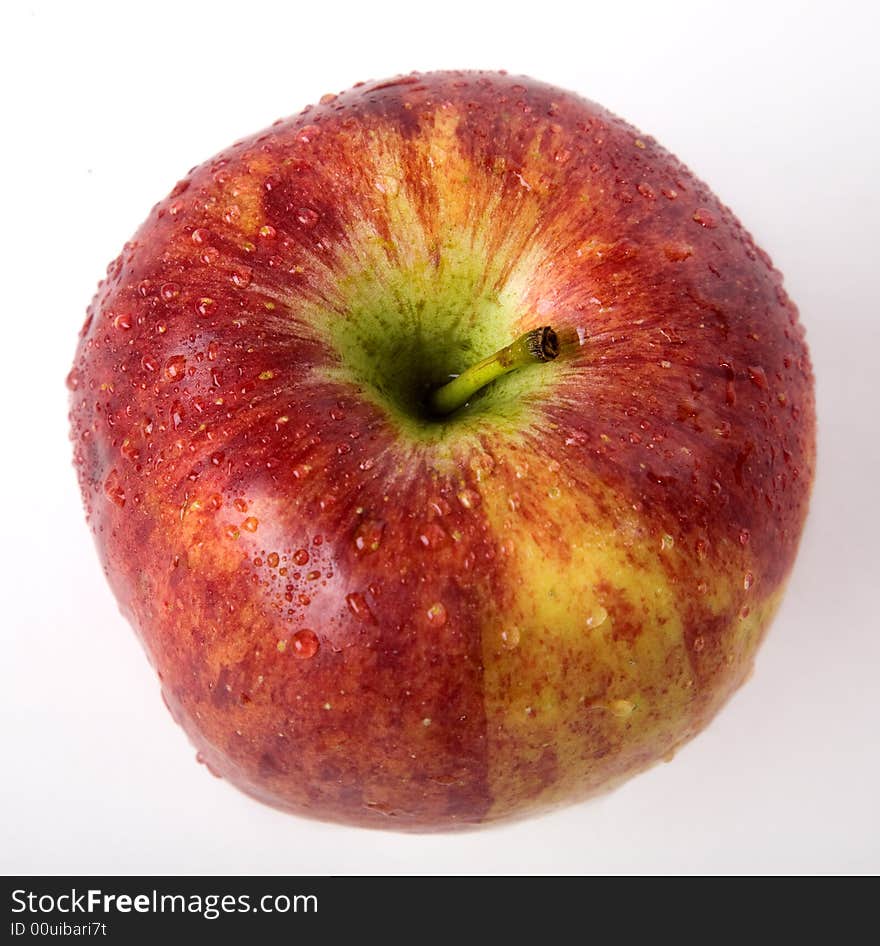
428,326,560,417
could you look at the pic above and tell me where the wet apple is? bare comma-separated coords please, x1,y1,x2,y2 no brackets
69,71,815,829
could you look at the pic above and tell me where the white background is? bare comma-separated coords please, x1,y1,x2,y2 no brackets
2,0,878,875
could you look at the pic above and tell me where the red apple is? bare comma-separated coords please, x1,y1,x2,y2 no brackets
69,71,815,830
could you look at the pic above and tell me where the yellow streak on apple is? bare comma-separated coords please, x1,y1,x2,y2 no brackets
476,468,782,818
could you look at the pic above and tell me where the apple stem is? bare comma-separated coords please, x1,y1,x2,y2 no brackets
427,326,559,417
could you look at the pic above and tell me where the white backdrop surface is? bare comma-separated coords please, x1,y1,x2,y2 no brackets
2,0,878,874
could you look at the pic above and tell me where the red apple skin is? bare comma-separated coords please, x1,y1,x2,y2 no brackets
69,71,815,830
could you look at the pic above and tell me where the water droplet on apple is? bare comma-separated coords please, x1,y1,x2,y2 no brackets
747,365,768,389
456,488,480,510
297,124,321,143
607,699,635,718
500,627,520,649
196,752,223,778
164,355,186,381
739,529,750,545
663,242,693,262
426,602,447,625
364,800,396,817
113,312,132,330
547,486,561,500
242,517,259,532
266,552,280,568
231,267,253,288
660,533,675,551
296,207,320,228
428,496,451,517
354,519,384,553
104,470,126,507
692,208,717,228
418,522,447,548
290,629,319,659
375,175,400,196
293,548,309,566
191,228,211,244
586,605,608,628
346,592,374,623
744,572,754,591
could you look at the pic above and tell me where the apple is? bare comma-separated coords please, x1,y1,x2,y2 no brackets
69,71,815,830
